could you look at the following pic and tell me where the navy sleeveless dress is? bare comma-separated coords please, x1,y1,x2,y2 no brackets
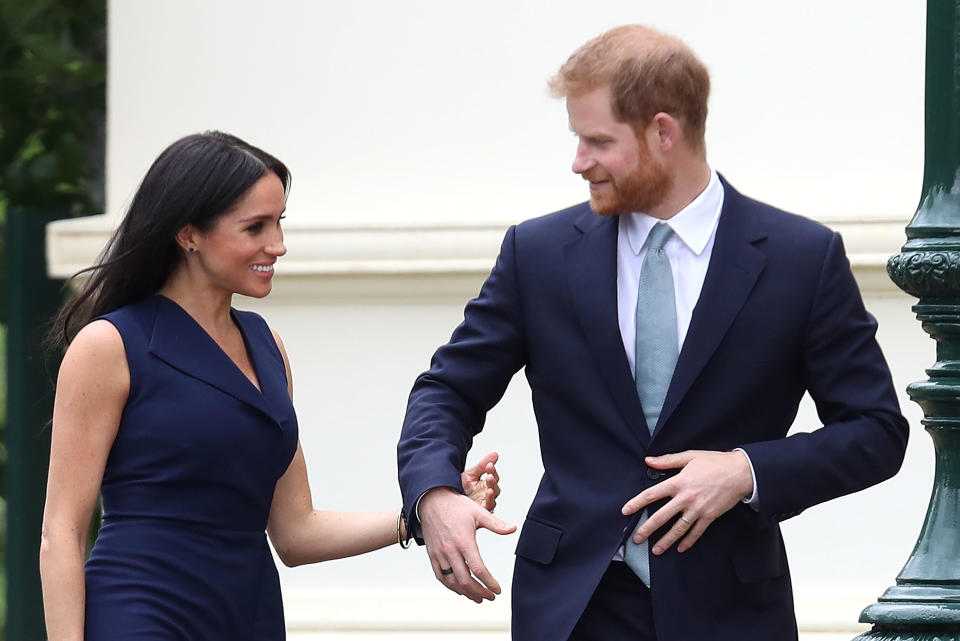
84,295,299,640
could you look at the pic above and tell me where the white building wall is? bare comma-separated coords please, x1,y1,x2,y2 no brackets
49,0,931,634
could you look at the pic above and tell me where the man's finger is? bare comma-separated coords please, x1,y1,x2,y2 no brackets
477,510,517,535
645,450,700,469
463,547,501,597
432,554,456,583
633,495,683,541
651,513,696,555
432,550,487,602
445,537,496,602
449,558,487,603
622,479,676,515
677,517,711,553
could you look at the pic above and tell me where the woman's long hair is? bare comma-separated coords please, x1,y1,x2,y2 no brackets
49,131,290,347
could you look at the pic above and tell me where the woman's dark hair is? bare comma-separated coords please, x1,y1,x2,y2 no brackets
49,130,290,347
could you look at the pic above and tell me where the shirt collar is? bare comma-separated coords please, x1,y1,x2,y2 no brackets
624,169,723,256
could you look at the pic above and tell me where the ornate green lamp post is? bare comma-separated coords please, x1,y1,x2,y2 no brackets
856,1,960,639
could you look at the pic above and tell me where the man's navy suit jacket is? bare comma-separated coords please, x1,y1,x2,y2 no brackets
397,179,908,640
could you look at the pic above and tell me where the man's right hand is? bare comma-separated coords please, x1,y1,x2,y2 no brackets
418,487,516,603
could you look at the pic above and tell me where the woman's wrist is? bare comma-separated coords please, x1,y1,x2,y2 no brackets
396,508,412,549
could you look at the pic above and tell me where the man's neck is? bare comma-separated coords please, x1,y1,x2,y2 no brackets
648,162,712,220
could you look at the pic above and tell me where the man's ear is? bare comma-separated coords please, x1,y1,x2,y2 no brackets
648,112,682,153
175,224,199,254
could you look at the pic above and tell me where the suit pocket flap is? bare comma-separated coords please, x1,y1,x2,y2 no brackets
733,529,787,583
515,518,563,565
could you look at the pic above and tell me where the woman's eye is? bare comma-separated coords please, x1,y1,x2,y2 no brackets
247,223,264,234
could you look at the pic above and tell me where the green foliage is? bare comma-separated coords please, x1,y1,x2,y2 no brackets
0,0,107,215
0,0,107,330
0,3,106,639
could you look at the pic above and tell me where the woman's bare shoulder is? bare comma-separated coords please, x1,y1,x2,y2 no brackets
59,319,128,388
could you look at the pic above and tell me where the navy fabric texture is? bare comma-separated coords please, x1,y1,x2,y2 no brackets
568,562,657,641
84,296,298,640
398,177,908,640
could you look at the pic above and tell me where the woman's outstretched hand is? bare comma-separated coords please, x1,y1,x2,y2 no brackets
461,451,502,512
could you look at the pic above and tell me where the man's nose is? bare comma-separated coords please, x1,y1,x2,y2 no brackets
571,141,595,174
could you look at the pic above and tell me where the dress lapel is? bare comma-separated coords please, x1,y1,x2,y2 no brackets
147,296,281,426
565,208,651,448
653,180,767,438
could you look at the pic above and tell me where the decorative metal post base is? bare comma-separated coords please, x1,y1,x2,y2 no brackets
852,247,960,640
854,632,960,641
849,340,960,641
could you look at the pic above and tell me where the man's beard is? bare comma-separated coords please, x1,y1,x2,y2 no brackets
585,150,673,216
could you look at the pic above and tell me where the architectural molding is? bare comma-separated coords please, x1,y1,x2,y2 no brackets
46,214,910,297
280,587,871,634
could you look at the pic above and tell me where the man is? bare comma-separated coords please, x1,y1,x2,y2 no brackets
397,24,908,640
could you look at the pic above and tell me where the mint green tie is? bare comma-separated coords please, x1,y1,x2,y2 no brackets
625,223,678,586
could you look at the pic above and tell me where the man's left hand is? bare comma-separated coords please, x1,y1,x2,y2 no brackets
621,450,753,555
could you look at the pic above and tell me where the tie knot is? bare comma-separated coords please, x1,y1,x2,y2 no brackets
647,223,673,251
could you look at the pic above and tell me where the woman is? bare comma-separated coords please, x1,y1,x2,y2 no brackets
39,131,513,640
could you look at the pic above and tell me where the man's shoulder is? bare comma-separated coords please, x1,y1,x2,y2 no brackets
488,203,602,264
495,202,599,253
515,201,594,232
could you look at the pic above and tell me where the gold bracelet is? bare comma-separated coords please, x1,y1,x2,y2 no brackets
397,508,412,549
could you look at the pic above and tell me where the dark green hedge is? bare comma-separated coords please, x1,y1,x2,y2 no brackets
0,2,106,637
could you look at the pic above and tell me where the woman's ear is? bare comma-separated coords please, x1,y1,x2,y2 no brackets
176,224,199,255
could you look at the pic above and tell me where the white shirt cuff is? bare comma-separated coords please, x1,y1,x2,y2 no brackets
733,447,759,508
414,491,426,522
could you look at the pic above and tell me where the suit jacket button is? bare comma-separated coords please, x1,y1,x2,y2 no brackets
645,468,661,480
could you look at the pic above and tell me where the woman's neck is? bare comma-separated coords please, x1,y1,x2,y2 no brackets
157,277,235,339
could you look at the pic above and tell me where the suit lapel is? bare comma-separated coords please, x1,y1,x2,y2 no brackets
653,181,767,438
148,296,281,426
566,209,651,448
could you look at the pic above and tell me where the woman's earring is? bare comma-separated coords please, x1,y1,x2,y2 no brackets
188,247,195,253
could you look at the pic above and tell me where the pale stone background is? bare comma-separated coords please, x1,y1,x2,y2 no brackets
49,0,928,635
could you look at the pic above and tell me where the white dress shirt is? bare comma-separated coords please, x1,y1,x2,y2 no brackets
616,170,724,371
